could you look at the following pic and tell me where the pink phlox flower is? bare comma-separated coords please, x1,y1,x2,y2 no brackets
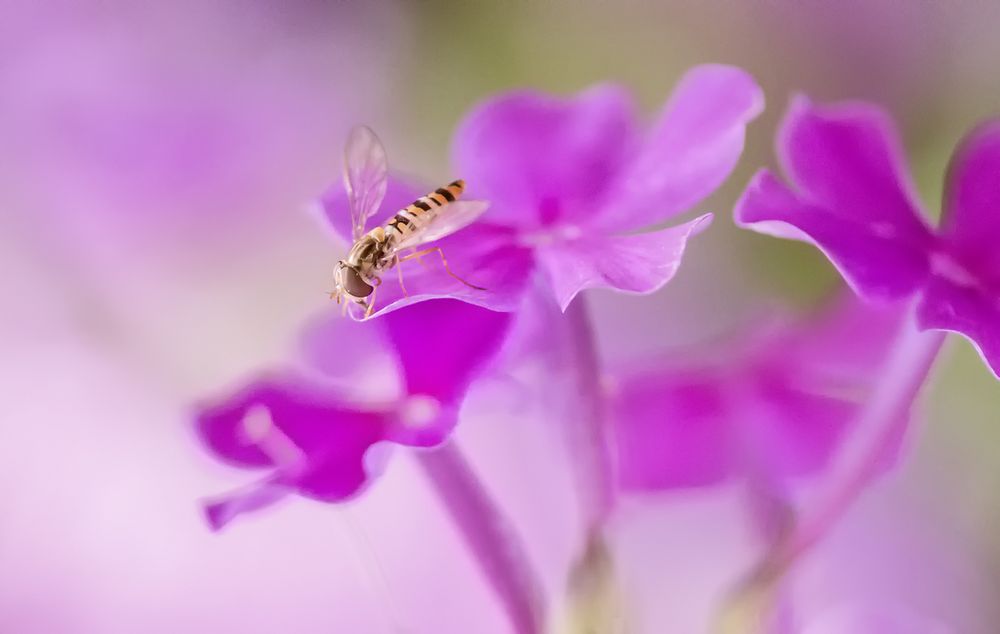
609,295,906,492
736,96,1000,378
196,299,510,529
320,65,763,317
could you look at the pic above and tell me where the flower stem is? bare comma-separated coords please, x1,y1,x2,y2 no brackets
416,442,545,634
563,298,617,531
718,306,946,631
773,309,945,573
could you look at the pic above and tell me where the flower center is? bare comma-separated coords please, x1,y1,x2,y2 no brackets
517,223,583,247
398,394,442,428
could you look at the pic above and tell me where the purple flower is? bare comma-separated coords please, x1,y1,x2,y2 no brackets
320,64,762,316
609,296,905,492
736,96,1000,378
197,299,510,529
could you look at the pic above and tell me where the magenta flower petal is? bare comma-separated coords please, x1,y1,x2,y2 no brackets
749,382,858,476
777,96,931,243
382,298,513,403
301,299,513,443
612,369,730,490
736,96,939,301
938,119,1000,282
917,276,1000,379
736,170,932,300
364,223,535,318
596,64,764,231
535,214,712,311
196,377,395,528
197,297,512,529
611,367,856,491
778,294,907,384
202,479,293,532
197,378,392,485
914,121,1000,378
452,84,637,230
611,295,908,493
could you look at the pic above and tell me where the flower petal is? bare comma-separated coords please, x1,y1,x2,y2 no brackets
775,293,906,385
536,214,711,311
196,377,393,504
452,84,637,230
736,170,932,300
610,367,858,491
201,478,293,531
383,298,513,406
297,310,404,403
737,96,940,301
611,296,908,493
939,119,1000,283
917,275,1000,379
364,223,535,318
611,369,731,490
596,64,764,231
749,382,860,477
752,298,910,478
778,96,931,241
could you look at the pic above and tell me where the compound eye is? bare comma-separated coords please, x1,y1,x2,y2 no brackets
341,266,374,298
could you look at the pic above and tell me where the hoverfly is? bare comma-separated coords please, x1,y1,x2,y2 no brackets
331,125,489,318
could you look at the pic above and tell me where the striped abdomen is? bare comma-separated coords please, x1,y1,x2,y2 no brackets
384,179,464,243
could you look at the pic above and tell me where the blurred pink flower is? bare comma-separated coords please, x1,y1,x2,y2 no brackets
319,64,762,317
802,603,952,634
197,299,510,529
736,97,1000,378
609,296,906,492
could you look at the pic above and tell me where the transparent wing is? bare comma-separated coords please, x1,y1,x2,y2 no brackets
395,200,490,249
343,125,389,241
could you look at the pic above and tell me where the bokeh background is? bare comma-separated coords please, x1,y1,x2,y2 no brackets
3,1,1000,632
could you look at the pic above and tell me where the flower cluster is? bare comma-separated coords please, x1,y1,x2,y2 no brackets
317,64,762,317
194,64,999,632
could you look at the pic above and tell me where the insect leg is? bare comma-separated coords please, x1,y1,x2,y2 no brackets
364,285,378,319
394,255,409,296
411,249,431,268
397,247,486,291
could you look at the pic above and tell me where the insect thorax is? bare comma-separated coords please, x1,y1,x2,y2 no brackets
345,233,387,268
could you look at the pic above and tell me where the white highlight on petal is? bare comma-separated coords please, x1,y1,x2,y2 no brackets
517,223,584,247
870,221,898,239
397,394,442,429
241,404,306,473
930,251,979,289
